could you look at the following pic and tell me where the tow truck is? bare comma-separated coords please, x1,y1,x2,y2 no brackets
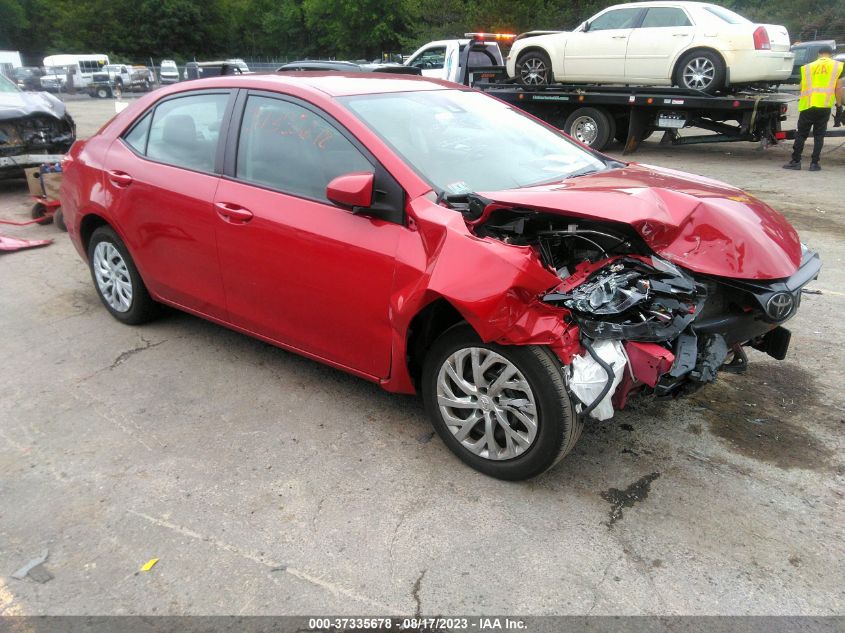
422,33,844,153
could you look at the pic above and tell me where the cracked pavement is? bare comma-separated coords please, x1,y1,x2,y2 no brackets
0,99,844,616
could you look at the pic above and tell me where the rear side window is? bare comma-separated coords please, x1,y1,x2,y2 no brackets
143,93,229,173
124,112,152,154
589,8,643,31
641,8,692,28
235,95,373,201
702,5,749,24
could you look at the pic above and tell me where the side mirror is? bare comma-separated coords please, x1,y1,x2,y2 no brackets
582,21,591,32
326,172,374,210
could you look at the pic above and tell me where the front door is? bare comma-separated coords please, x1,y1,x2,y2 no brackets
213,93,403,377
563,6,644,81
103,91,232,319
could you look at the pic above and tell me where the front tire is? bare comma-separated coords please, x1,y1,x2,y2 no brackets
421,325,582,480
88,226,158,325
675,50,725,94
516,50,553,88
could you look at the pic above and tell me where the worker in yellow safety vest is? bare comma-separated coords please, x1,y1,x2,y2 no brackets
783,44,843,171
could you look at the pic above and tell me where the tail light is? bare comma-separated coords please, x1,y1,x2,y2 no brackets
753,26,770,50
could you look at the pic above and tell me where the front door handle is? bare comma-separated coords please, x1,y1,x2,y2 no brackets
611,35,628,39
108,170,133,187
215,202,254,224
672,33,689,37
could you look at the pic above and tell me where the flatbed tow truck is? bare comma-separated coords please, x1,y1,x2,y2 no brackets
444,33,845,153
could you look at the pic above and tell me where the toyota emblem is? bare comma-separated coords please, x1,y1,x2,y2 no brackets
766,292,794,321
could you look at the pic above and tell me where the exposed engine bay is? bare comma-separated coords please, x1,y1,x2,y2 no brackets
0,87,75,175
454,198,821,421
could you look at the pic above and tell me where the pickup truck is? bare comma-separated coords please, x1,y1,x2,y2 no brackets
404,34,508,83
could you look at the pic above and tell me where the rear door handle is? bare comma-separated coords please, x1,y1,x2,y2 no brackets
108,170,133,187
215,202,254,224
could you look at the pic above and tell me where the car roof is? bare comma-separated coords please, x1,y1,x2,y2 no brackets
176,72,459,97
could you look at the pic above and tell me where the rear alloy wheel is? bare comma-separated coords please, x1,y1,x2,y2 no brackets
676,50,725,94
88,226,158,325
422,325,582,480
517,51,552,87
564,107,615,150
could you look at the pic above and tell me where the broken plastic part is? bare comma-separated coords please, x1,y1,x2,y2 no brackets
568,339,627,421
545,256,706,342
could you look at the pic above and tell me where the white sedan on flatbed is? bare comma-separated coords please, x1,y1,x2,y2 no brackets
506,1,793,93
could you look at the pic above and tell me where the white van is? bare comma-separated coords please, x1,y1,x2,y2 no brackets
160,59,179,84
42,54,109,89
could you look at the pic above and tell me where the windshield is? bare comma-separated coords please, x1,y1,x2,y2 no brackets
0,74,20,92
342,89,607,193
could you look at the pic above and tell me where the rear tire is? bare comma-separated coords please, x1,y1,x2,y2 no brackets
53,208,67,232
564,107,615,150
516,50,553,88
421,324,581,480
674,50,725,94
88,226,158,325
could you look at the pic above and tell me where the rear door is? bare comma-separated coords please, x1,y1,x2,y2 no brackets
103,90,233,318
563,6,645,81
213,91,404,377
625,6,695,80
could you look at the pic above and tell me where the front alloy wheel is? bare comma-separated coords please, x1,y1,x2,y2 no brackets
517,52,552,87
422,325,582,480
436,347,538,460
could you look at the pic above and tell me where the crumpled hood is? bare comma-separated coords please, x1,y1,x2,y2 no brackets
0,90,68,122
478,163,802,280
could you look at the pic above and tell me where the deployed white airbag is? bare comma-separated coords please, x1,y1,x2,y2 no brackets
568,340,627,421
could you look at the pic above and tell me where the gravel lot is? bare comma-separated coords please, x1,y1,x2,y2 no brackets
1,96,843,617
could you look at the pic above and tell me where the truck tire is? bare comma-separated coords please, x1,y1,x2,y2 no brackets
96,86,110,99
516,50,552,87
564,107,615,150
674,50,726,94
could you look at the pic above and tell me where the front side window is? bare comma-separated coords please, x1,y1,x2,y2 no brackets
410,47,447,70
589,8,643,31
236,95,373,201
134,93,230,172
641,7,692,28
343,89,606,193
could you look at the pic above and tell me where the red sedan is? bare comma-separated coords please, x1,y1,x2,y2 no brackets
60,74,819,480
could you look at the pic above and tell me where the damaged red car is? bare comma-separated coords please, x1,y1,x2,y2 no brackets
61,74,820,480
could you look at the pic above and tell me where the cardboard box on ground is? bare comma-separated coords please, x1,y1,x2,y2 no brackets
25,167,62,200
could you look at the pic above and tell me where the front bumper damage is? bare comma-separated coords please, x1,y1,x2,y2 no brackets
0,111,75,175
545,247,821,420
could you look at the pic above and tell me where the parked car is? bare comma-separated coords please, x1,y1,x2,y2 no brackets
0,73,75,176
12,66,44,91
159,60,179,84
787,40,837,83
184,60,251,80
277,60,421,75
506,1,793,93
60,74,819,479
